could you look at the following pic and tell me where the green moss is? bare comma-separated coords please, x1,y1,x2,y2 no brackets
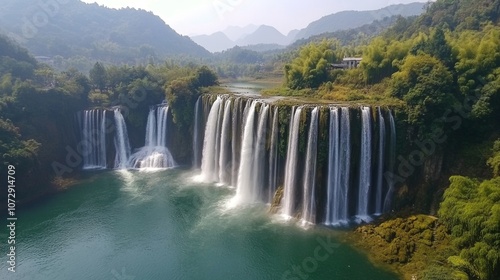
348,215,454,279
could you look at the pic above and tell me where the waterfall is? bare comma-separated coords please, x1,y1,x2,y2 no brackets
114,108,131,169
384,110,396,212
302,107,319,224
268,107,279,203
356,107,372,223
194,95,398,225
219,99,232,184
128,106,176,169
145,108,157,147
200,97,222,182
156,106,169,147
325,108,341,225
100,110,107,168
253,104,269,201
214,99,224,180
282,107,302,217
339,108,351,223
193,96,202,168
325,107,350,226
82,109,107,169
235,101,257,203
375,107,386,215
231,98,242,186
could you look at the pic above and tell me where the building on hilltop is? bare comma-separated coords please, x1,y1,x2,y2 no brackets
330,57,362,70
342,57,362,69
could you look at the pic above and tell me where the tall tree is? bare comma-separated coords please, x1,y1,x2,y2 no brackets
89,62,107,92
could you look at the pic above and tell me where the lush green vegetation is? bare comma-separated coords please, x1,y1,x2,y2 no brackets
438,142,500,280
0,33,90,200
284,40,341,89
274,0,500,138
352,140,500,280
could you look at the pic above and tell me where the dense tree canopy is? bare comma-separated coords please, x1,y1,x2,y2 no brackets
89,62,107,92
285,40,341,89
439,177,500,279
391,54,456,135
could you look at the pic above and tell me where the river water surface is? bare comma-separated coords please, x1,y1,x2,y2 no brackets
1,169,397,280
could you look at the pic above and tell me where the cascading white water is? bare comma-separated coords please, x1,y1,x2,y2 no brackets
157,106,169,147
337,107,352,224
145,108,157,147
200,97,222,182
384,110,396,212
194,95,397,225
375,107,386,215
100,110,107,168
356,107,372,223
128,106,176,169
231,98,242,186
219,99,232,184
282,107,302,217
325,108,340,225
268,107,279,203
193,96,202,169
214,100,224,180
235,101,258,203
252,104,269,202
82,109,107,169
114,108,131,169
302,107,319,224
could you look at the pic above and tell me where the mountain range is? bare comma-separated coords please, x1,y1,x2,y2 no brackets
0,0,427,69
191,2,427,53
0,0,209,67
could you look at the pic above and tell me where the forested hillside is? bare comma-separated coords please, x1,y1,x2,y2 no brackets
0,0,209,72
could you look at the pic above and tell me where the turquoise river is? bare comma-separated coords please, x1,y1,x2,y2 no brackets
1,169,398,280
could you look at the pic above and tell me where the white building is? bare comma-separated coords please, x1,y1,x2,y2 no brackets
342,57,362,69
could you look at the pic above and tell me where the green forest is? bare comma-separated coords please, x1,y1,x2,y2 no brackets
1,0,499,279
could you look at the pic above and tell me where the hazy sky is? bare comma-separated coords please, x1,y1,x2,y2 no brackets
81,0,428,36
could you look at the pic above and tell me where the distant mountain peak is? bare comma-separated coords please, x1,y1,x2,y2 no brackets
191,2,427,53
222,24,259,41
236,25,288,46
191,32,235,53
